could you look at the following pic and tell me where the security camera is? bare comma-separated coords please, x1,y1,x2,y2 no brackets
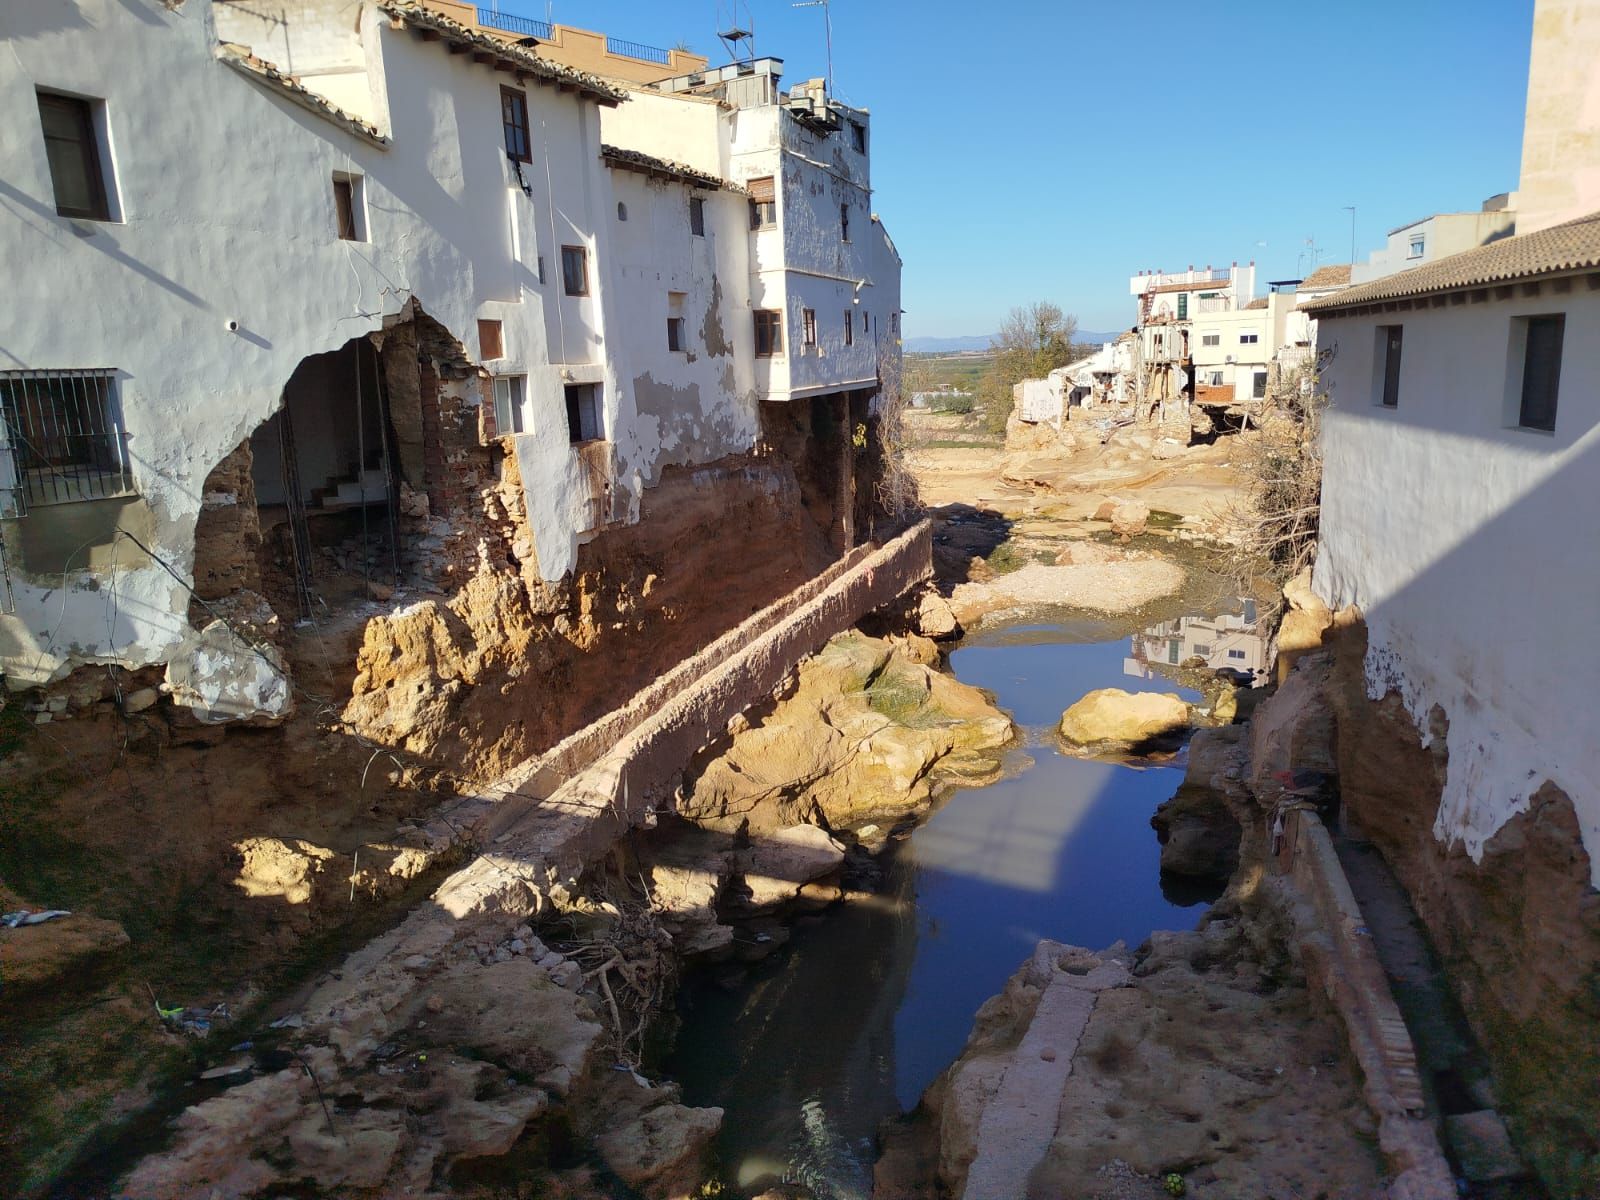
225,319,240,333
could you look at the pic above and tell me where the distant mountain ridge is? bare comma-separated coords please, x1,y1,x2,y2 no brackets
906,330,1124,354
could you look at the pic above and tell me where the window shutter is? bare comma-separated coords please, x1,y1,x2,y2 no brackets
747,176,775,203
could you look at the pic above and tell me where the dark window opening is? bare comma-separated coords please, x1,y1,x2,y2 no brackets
1252,372,1267,399
501,86,531,162
689,196,705,236
333,177,358,240
561,245,588,296
37,91,110,220
667,316,685,352
844,311,853,347
1378,324,1403,408
0,369,134,506
1519,314,1563,432
840,203,850,242
754,309,782,357
802,308,816,347
565,382,602,443
850,119,866,153
748,176,776,230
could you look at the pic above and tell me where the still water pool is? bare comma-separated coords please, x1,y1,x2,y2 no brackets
663,618,1226,1198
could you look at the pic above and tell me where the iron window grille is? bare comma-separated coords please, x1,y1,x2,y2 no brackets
0,369,134,509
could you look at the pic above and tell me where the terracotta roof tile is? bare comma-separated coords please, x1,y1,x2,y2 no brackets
380,3,628,104
1305,215,1600,313
1141,278,1234,295
221,48,389,144
600,145,738,191
1298,264,1352,291
1244,297,1268,310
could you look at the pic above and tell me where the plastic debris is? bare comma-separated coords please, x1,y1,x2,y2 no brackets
268,1013,304,1030
1,909,72,928
157,1001,232,1037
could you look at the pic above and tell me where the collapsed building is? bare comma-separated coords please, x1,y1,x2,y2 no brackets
0,0,903,752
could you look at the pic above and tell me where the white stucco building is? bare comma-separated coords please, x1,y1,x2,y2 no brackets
1307,213,1600,882
0,0,901,702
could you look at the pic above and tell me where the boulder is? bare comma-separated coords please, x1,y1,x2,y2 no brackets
914,590,960,640
1058,688,1190,752
1109,500,1151,539
1151,727,1247,881
597,1103,723,1199
164,620,293,725
733,825,847,910
1151,438,1188,461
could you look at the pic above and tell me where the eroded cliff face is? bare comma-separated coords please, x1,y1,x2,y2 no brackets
341,453,835,782
1323,624,1600,1195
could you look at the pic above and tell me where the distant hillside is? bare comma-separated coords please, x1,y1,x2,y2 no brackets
906,330,1125,354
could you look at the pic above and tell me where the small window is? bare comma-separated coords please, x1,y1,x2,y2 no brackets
332,172,366,241
840,203,850,242
37,91,111,221
1375,324,1403,408
0,369,133,506
501,86,531,163
1201,333,1220,347
478,318,504,360
565,383,602,443
537,254,546,285
492,375,527,435
1516,314,1563,432
802,308,817,348
1408,236,1425,260
754,309,783,357
1239,332,1259,344
689,196,706,236
891,312,900,334
616,201,628,222
1193,643,1212,657
667,317,686,351
748,176,776,230
850,119,866,153
561,245,588,296
1208,371,1224,386
844,311,853,347
1252,371,1267,399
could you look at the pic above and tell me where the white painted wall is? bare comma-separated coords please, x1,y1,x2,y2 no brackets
1351,209,1517,285
1312,286,1600,883
0,0,843,686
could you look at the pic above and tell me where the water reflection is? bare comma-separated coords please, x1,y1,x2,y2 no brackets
1124,597,1268,684
665,623,1222,1198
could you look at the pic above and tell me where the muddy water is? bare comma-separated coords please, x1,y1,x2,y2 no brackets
664,615,1226,1198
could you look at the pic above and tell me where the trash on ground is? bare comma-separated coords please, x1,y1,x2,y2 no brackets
1,909,72,928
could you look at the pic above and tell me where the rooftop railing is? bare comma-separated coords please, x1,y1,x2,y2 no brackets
605,35,670,64
476,9,552,39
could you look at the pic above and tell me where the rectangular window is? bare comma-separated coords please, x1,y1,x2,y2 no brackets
1208,371,1224,386
891,312,899,334
1408,236,1425,259
1201,333,1220,347
754,309,783,357
1376,324,1403,408
492,375,527,435
565,383,602,443
37,91,111,221
1517,314,1563,432
851,119,866,153
332,172,366,241
1177,293,1188,319
1239,332,1259,344
537,254,546,285
478,318,504,360
689,195,705,236
1252,371,1267,399
802,308,817,348
667,291,686,352
844,311,854,347
748,176,776,230
0,369,133,506
840,203,850,242
1227,648,1246,660
501,86,531,162
561,245,588,296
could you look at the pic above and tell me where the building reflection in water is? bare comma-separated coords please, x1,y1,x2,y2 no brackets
1125,598,1268,684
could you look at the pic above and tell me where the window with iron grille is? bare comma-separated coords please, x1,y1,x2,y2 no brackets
501,87,531,163
0,370,134,507
802,308,817,347
754,310,782,357
844,311,853,347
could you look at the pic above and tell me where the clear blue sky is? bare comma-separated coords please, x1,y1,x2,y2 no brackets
505,0,1533,336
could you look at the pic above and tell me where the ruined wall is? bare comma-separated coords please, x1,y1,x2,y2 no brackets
1324,625,1600,1195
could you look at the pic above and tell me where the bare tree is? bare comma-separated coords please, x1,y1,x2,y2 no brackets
980,301,1079,431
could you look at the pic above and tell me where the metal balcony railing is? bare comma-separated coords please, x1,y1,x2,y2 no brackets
476,9,552,39
606,36,670,64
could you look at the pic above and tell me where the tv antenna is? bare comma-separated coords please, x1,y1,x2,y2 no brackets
792,0,833,93
717,0,755,61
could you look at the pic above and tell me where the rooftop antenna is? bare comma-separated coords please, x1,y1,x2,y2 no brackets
717,0,755,61
1342,205,1357,265
792,0,833,93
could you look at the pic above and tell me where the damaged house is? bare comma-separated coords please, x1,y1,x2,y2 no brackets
0,0,903,750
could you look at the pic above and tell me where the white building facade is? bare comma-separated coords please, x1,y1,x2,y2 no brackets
0,0,901,699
